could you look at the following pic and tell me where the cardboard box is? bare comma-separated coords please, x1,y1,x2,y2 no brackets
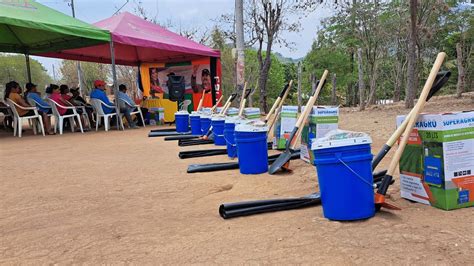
272,105,298,150
300,106,339,164
397,111,474,210
244,107,261,120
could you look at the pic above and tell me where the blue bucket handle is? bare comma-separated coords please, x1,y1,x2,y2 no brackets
224,134,237,147
336,153,375,188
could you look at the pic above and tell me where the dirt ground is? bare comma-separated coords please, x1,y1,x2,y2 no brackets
1,94,473,264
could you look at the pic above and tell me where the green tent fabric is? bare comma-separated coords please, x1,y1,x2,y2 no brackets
0,0,110,54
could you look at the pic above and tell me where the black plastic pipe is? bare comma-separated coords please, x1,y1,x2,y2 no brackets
187,151,300,173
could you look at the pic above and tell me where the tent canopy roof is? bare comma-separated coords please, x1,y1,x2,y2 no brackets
0,0,111,54
38,12,220,66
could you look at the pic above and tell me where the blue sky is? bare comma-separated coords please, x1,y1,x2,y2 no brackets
33,0,333,78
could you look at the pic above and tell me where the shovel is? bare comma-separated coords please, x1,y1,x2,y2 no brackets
158,92,238,139
178,81,294,156
372,70,451,170
180,81,290,147
218,69,449,219
177,85,253,145
268,70,329,175
375,52,447,211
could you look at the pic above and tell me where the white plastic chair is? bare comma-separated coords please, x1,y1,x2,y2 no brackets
47,98,83,135
118,98,146,128
5,99,45,137
90,98,123,131
0,104,13,130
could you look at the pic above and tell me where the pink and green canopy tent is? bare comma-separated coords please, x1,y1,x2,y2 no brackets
38,12,221,104
38,12,220,66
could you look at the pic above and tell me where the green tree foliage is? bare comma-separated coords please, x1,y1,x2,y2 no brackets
302,0,473,107
0,54,52,92
209,27,295,110
59,60,110,94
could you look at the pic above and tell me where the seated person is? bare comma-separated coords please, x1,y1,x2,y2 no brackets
24,82,52,114
60,84,73,102
117,84,139,129
70,88,94,123
48,84,82,115
5,81,54,134
90,80,115,114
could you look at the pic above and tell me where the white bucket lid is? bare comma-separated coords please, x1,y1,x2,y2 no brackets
201,107,212,115
200,114,212,119
235,120,268,132
312,130,372,150
225,116,246,124
190,111,201,117
175,111,189,115
211,115,226,121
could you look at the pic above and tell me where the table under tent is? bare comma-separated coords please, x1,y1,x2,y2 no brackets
39,12,222,123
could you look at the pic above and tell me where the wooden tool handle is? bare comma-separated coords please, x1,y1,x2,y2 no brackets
196,90,206,111
238,99,247,117
386,52,446,175
294,70,329,129
211,95,224,113
265,80,293,122
237,83,248,117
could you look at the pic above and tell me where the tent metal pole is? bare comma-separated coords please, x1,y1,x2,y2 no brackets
25,54,32,83
110,40,121,130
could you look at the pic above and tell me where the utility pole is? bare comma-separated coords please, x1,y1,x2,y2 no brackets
70,0,85,95
52,64,57,82
235,0,245,99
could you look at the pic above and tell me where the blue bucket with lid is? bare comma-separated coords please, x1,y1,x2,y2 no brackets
200,115,212,135
211,116,226,146
224,118,245,158
190,112,201,135
175,111,189,133
235,122,268,174
312,131,374,221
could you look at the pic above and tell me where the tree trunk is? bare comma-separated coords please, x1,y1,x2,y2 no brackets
367,60,379,105
258,49,272,113
405,0,417,108
331,73,337,105
357,48,365,111
297,62,302,112
393,59,402,102
456,43,465,98
347,51,354,106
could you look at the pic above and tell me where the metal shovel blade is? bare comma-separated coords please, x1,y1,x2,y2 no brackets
268,150,293,175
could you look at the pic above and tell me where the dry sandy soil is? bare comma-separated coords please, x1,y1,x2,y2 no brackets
1,94,473,264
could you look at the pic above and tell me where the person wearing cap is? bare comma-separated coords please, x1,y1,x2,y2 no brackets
117,84,139,129
191,68,212,93
90,80,115,114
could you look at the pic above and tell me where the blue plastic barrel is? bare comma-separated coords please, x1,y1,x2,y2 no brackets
224,121,237,158
313,137,374,221
175,112,189,133
212,117,226,146
190,113,201,135
200,115,212,135
235,124,268,174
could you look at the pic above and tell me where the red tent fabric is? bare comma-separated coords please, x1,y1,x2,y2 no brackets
37,12,220,65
